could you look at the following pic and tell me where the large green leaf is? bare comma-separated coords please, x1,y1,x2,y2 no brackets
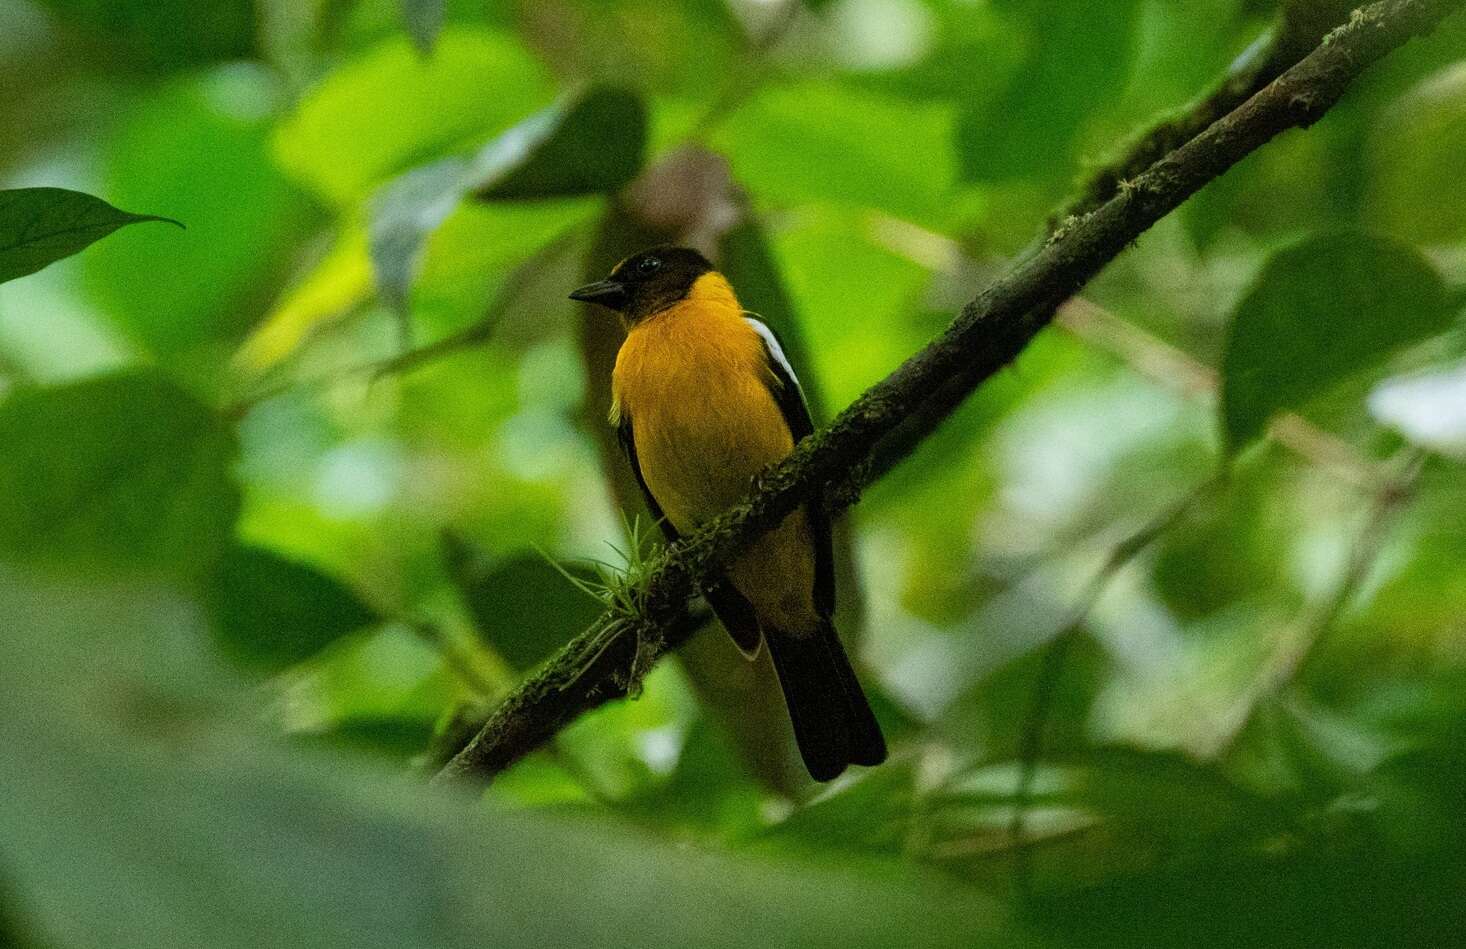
956,0,1142,183
472,86,645,201
31,0,255,70
441,532,603,672
205,544,382,674
0,373,238,576
0,576,1041,949
369,86,644,313
1219,231,1454,452
1056,748,1288,844
0,187,179,285
273,29,553,206
711,81,958,226
1367,62,1466,244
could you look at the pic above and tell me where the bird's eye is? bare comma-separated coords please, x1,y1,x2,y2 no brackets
637,256,661,275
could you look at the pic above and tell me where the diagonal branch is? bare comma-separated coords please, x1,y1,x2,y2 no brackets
434,0,1464,786
1048,0,1362,231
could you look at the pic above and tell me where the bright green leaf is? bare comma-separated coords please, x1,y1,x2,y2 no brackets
84,68,310,356
232,220,375,376
206,544,382,674
1219,231,1454,452
273,29,553,206
0,187,180,285
0,373,238,576
712,81,957,225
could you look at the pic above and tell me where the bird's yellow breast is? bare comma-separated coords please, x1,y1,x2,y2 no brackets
612,272,817,632
611,273,791,530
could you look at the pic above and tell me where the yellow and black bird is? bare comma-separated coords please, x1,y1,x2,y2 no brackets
570,246,886,781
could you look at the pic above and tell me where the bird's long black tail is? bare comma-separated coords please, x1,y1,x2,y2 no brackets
764,618,887,782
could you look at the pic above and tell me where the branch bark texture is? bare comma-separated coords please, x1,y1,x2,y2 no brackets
1050,0,1363,229
435,0,1463,786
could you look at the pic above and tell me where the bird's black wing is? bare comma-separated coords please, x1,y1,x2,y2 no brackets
744,316,835,617
616,414,761,656
616,416,676,543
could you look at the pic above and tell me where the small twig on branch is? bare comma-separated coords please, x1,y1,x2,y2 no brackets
434,0,1464,787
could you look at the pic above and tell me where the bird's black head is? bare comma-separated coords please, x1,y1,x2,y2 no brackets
569,246,714,321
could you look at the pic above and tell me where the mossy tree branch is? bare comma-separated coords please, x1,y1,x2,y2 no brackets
434,0,1464,786
1049,0,1364,230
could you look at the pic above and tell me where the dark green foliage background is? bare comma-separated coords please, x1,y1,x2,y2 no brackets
0,0,1464,946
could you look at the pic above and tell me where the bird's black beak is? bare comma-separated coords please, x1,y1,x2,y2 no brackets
569,279,629,310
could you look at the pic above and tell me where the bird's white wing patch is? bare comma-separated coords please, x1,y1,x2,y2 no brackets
744,315,806,404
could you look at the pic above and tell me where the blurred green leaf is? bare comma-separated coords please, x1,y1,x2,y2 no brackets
0,576,1041,949
1219,231,1454,452
472,86,645,201
621,717,765,839
956,0,1142,182
401,0,444,55
1367,62,1466,244
849,1,1023,107
1151,461,1289,622
442,533,604,672
273,29,553,205
1365,725,1466,857
1059,747,1288,845
368,158,468,315
529,0,738,100
1035,836,1466,948
206,544,381,674
0,373,238,576
770,206,932,409
0,187,180,285
756,762,919,860
369,86,644,313
84,68,310,358
232,220,374,376
712,82,957,225
33,0,255,70
299,715,437,761
942,632,1111,760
